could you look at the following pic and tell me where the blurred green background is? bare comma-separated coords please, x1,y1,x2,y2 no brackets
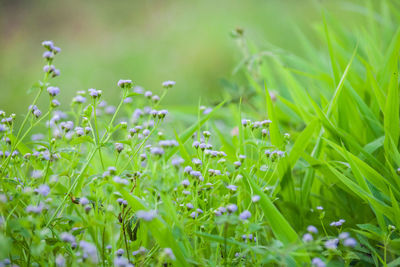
0,0,368,115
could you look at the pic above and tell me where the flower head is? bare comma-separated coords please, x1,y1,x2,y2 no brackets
136,210,157,221
35,184,50,197
239,210,251,220
47,86,60,97
117,79,133,89
162,80,176,89
307,225,318,234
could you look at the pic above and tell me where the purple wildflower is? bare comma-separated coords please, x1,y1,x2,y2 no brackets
136,210,157,221
312,258,326,267
307,225,318,234
162,80,176,88
343,238,357,247
35,184,50,196
302,233,313,242
47,86,60,97
117,79,133,88
239,210,251,220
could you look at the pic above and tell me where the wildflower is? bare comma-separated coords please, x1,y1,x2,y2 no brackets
80,197,89,206
214,210,222,216
53,46,61,54
227,204,238,213
74,127,84,137
157,109,168,119
108,166,117,175
226,184,237,191
55,255,65,267
88,88,102,98
136,210,157,221
239,210,251,220
116,248,124,256
184,166,193,173
203,131,211,138
343,238,357,247
132,247,147,256
113,176,129,185
312,258,326,267
261,119,272,126
190,212,198,219
42,40,54,50
186,203,194,209
52,69,61,77
162,80,176,88
105,105,116,114
51,99,61,107
35,184,50,196
150,147,164,156
115,143,124,153
143,129,150,136
43,65,55,74
84,205,91,213
261,129,268,137
192,158,202,166
140,153,147,161
324,238,339,250
307,225,318,234
199,143,207,150
47,86,60,97
234,161,242,168
171,157,184,167
144,91,152,98
117,79,133,89
114,256,132,267
338,232,349,239
163,248,175,260
31,170,43,179
79,241,98,263
26,203,45,214
73,95,86,104
33,109,42,118
252,195,260,202
181,179,190,187
316,206,324,211
152,95,160,103
61,232,75,243
330,219,345,227
302,233,313,242
241,119,249,127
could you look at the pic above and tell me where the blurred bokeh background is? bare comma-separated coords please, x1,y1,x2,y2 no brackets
0,0,368,115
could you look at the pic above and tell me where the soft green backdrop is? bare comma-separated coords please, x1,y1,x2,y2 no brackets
0,0,367,114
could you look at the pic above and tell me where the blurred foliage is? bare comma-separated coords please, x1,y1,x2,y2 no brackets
0,0,371,114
